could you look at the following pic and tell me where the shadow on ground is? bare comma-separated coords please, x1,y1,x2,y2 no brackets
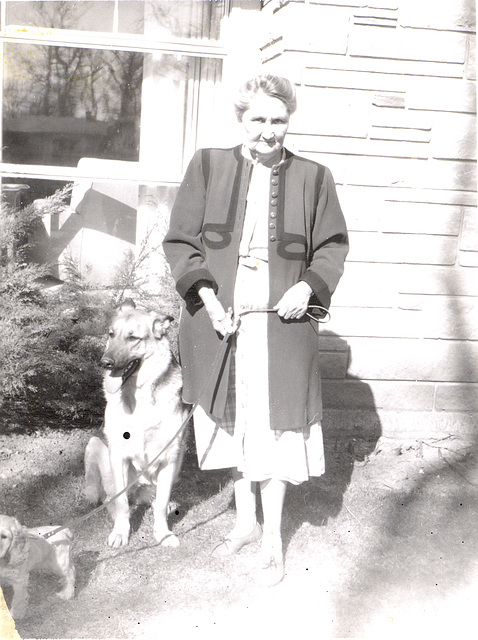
1,415,477,639
332,439,478,637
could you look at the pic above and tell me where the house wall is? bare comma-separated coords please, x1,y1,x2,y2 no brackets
257,0,477,436
24,0,476,437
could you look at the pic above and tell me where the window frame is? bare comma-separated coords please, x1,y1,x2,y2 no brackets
0,0,228,187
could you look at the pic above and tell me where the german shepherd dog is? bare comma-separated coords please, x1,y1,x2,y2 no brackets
84,300,187,548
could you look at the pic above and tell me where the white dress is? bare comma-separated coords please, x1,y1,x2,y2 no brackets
193,154,325,485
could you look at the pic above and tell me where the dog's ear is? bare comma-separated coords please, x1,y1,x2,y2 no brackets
8,521,29,566
119,298,136,312
152,314,174,339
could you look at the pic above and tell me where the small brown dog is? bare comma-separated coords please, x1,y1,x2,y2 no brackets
84,300,187,548
0,515,75,620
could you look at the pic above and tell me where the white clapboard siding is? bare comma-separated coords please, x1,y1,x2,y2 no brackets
261,0,477,431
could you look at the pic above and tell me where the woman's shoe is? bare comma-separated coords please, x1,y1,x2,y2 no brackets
257,554,284,588
211,522,262,557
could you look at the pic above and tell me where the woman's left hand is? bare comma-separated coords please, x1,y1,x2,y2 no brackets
274,281,313,320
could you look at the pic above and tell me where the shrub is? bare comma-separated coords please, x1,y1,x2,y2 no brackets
0,187,180,432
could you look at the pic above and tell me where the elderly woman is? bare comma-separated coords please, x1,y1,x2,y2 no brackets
163,74,348,587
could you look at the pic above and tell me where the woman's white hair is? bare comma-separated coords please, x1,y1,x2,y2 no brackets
234,74,297,121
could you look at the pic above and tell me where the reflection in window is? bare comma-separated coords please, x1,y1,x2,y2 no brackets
2,178,69,206
146,1,225,40
5,1,144,34
5,1,226,39
3,44,143,166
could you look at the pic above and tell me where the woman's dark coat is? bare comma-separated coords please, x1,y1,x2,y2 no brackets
163,145,349,431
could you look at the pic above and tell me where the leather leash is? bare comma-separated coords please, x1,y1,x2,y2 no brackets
41,304,329,540
238,304,330,324
41,330,232,540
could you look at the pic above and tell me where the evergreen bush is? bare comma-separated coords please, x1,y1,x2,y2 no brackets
0,186,179,432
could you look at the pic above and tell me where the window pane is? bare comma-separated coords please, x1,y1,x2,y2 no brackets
3,43,143,166
0,178,71,281
5,1,132,33
118,1,146,34
5,1,225,38
146,1,225,40
1,177,67,206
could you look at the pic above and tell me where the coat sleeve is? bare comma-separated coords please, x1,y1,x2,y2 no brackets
162,149,218,304
299,166,349,309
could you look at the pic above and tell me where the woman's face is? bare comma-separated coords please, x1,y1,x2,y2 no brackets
241,91,290,163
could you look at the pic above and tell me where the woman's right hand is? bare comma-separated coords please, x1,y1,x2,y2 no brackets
197,285,236,337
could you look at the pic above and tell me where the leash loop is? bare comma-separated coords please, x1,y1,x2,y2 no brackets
42,331,232,540
237,304,330,324
41,303,330,539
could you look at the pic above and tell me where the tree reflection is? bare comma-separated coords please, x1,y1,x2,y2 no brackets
3,1,143,165
3,43,143,165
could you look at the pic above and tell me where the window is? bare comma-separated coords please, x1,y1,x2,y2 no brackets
6,0,145,34
5,0,225,38
3,44,143,167
1,1,227,201
0,0,228,281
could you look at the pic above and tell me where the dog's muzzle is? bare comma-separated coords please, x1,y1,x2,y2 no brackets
102,357,142,394
101,357,141,377
101,356,116,370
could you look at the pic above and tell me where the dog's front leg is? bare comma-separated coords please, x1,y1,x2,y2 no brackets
153,460,180,547
107,452,131,548
56,548,76,600
9,578,28,620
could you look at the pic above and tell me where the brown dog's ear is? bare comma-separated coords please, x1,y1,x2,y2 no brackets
8,521,29,566
152,314,174,339
119,298,136,312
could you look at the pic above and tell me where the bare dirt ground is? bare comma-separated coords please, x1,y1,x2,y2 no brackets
1,416,477,640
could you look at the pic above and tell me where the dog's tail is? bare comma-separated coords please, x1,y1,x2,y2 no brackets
83,436,112,504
